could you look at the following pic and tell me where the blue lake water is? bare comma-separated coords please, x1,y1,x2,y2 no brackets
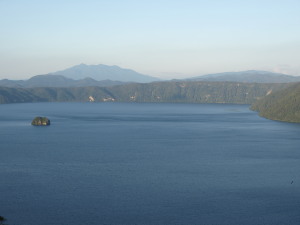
0,102,300,225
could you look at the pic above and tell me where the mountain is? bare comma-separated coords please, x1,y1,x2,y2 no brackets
71,77,125,87
251,82,300,123
0,81,288,105
188,70,300,83
26,74,74,87
0,74,127,88
0,79,25,87
51,63,160,83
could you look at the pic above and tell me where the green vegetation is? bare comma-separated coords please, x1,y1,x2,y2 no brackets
4,80,300,123
0,81,288,105
31,117,51,126
251,82,300,123
1,79,299,122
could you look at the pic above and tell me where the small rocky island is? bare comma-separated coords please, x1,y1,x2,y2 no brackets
31,117,51,126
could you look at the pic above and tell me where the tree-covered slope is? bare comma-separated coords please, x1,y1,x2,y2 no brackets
0,81,288,105
107,82,287,104
251,82,300,123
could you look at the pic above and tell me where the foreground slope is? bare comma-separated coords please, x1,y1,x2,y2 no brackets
251,82,300,123
0,81,288,104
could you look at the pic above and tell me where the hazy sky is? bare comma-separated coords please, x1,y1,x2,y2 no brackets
1,0,300,79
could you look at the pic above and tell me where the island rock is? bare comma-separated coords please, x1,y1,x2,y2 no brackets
31,117,51,126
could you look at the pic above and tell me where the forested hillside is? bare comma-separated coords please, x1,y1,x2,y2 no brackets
0,81,287,105
251,82,300,123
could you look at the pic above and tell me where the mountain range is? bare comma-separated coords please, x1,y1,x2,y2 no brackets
0,64,160,88
1,64,300,123
188,70,300,83
0,75,127,88
1,65,300,88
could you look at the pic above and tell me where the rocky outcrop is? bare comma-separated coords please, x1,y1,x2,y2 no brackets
31,117,51,126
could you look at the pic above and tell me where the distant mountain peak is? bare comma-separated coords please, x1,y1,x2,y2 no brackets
51,64,159,83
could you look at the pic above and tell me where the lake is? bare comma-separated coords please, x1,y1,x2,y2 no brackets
0,102,300,225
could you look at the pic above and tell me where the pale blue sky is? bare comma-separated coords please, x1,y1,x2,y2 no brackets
1,0,300,79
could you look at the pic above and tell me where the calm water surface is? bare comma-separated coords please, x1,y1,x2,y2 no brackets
0,102,300,225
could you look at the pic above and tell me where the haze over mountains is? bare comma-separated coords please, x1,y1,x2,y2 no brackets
1,64,300,88
51,63,160,82
1,64,300,123
188,70,300,83
0,64,160,88
0,75,127,88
